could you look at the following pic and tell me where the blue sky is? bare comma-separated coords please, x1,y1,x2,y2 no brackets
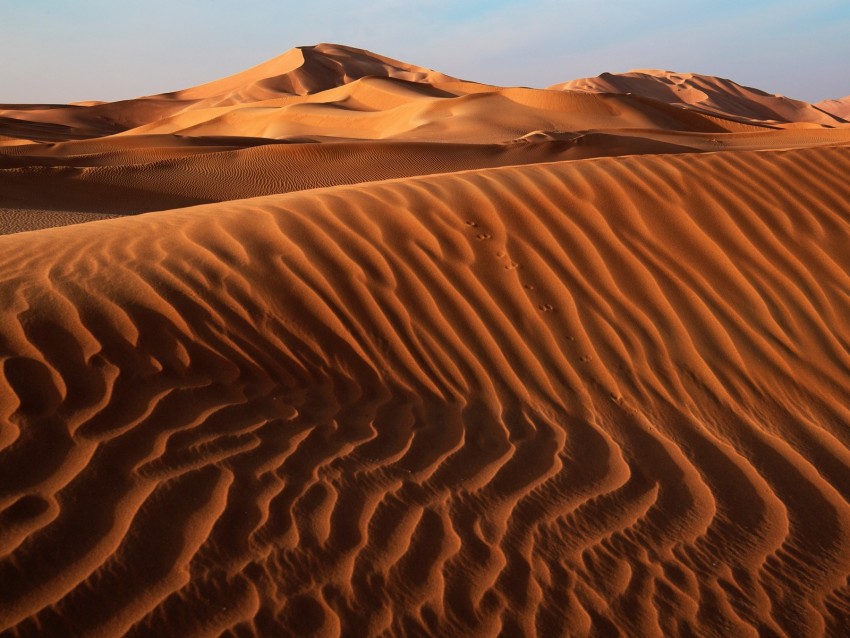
1,0,848,104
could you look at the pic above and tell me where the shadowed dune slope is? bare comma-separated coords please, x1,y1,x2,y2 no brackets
3,46,846,150
3,129,848,233
0,137,709,227
7,46,832,148
818,96,850,120
0,44,459,142
171,43,460,104
119,81,788,142
553,70,847,127
2,145,850,636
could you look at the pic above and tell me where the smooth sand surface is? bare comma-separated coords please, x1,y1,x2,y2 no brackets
553,70,847,127
818,96,850,120
2,44,850,637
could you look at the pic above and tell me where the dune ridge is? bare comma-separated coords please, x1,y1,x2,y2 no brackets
3,45,847,238
3,42,850,637
552,70,847,127
172,43,460,103
2,144,850,636
818,96,850,120
0,44,457,143
2,129,846,224
4,45,844,149
4,128,849,235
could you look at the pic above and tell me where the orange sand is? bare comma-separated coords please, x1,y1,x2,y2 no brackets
818,96,850,120
1,44,850,637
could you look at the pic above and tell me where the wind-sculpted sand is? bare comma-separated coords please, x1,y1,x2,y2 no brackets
2,145,850,636
0,136,724,225
553,70,847,127
818,96,850,120
1,43,850,637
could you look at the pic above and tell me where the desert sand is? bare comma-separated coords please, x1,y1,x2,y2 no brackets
818,96,850,120
1,43,850,637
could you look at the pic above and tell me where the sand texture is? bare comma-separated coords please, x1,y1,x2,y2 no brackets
2,44,850,637
818,96,850,120
553,70,847,127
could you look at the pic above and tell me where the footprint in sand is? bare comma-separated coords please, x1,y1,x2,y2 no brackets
538,303,554,312
476,233,492,240
464,220,478,227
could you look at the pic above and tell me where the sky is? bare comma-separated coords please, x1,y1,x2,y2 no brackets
1,0,848,104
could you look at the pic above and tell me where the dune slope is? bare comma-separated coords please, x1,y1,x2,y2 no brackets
0,137,707,220
818,96,850,120
9,46,835,150
2,145,850,636
0,44,458,142
7,128,846,234
553,70,846,127
172,43,460,103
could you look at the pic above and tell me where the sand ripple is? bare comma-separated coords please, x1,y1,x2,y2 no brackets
2,146,850,636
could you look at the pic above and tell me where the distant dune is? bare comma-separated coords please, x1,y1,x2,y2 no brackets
552,69,847,127
818,96,850,120
1,44,850,637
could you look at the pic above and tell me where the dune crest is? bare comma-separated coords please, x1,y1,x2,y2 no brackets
552,69,846,127
818,96,850,120
5,43,846,235
2,42,850,637
5,44,846,148
0,44,458,142
172,43,460,104
2,145,850,636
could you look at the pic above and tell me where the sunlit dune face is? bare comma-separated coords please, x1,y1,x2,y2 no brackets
1,43,850,637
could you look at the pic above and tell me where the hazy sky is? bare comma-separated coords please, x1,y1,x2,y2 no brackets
2,0,848,104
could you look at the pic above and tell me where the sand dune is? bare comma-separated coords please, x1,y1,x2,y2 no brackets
0,44,460,143
3,129,849,232
6,47,831,149
818,96,850,120
0,135,728,228
2,145,850,636
118,80,786,142
172,43,460,103
553,70,846,127
2,43,850,637
4,49,844,149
